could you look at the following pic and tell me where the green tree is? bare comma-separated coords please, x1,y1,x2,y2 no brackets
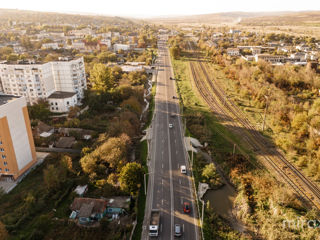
202,163,221,187
170,45,181,59
43,164,66,192
119,162,143,195
27,100,51,121
89,63,115,92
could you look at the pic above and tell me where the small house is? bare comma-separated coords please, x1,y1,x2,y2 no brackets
70,198,107,225
33,121,54,138
55,136,76,148
227,48,240,56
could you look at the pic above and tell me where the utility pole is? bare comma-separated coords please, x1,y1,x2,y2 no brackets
190,136,194,167
262,95,269,132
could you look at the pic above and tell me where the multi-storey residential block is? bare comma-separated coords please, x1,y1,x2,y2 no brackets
227,48,240,56
42,42,60,50
0,95,37,180
0,57,86,112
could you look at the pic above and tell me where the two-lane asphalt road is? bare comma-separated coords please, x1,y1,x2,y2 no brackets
142,35,199,240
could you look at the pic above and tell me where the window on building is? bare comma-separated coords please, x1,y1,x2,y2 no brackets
4,161,7,166
0,148,4,152
56,107,58,110
51,107,54,110
67,101,69,105
0,168,2,171
55,102,57,105
0,141,2,145
5,168,9,172
2,155,6,159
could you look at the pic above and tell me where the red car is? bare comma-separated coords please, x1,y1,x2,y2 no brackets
183,202,191,213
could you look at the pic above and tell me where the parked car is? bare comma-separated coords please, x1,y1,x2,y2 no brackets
169,123,173,128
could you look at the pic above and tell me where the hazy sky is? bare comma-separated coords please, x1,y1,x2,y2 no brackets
1,0,319,17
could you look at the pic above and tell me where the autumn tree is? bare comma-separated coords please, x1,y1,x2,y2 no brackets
120,96,142,116
119,162,143,195
80,134,131,178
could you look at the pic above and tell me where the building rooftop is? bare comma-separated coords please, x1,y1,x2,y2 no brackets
0,57,80,65
0,94,20,106
48,91,77,99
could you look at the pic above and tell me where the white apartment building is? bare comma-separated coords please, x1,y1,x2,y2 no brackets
42,42,60,50
68,28,95,38
113,44,130,52
227,48,240,56
0,95,37,180
0,57,86,112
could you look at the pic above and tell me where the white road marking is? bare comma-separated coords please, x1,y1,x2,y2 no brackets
179,179,181,185
178,163,180,169
162,164,164,169
162,199,164,205
181,198,183,204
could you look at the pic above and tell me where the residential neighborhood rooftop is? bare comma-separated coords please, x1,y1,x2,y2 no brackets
0,94,20,106
48,91,77,99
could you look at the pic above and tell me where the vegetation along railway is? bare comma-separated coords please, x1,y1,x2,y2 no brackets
188,53,320,211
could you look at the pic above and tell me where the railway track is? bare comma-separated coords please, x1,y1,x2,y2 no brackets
189,60,320,210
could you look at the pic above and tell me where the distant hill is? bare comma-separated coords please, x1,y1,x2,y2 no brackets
148,11,320,26
148,11,291,25
0,9,137,26
239,11,320,26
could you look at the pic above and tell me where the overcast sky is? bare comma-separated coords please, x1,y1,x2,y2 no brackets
1,0,319,18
